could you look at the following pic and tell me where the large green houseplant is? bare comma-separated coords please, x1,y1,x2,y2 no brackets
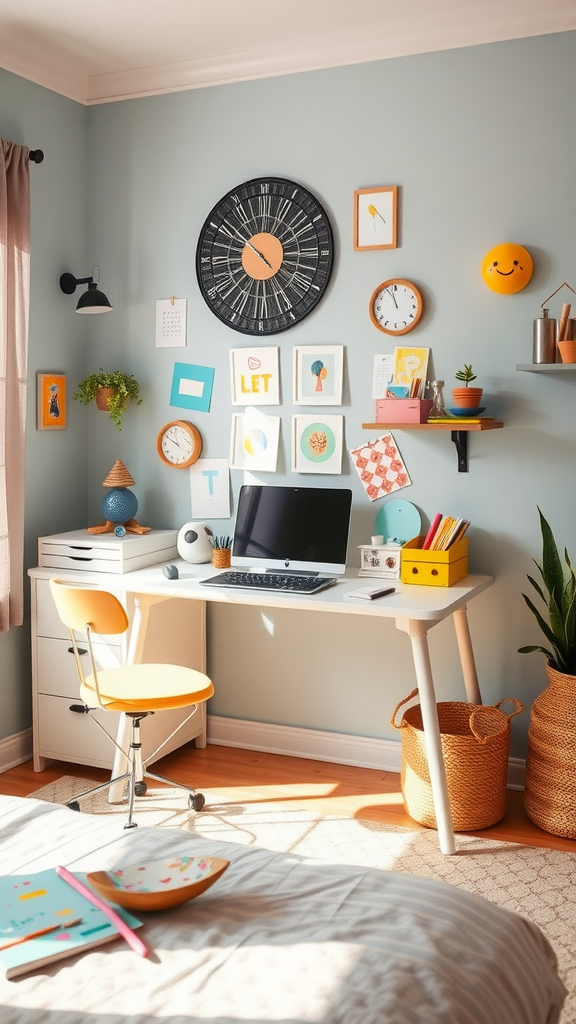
519,507,576,674
73,369,142,431
519,508,576,838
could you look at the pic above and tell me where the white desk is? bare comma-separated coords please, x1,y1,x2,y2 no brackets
30,561,492,855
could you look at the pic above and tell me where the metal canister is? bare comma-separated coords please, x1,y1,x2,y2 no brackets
533,308,557,363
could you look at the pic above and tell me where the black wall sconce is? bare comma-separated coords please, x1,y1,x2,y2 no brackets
59,266,112,314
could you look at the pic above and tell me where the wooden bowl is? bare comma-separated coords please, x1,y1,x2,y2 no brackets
86,854,229,912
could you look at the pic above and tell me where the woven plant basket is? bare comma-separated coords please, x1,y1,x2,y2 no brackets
391,689,523,831
211,548,231,569
524,663,576,838
95,387,129,413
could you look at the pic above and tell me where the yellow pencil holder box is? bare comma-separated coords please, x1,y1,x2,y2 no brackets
400,537,469,587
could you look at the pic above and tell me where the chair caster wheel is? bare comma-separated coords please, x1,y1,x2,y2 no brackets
68,801,80,812
134,781,147,797
189,792,205,812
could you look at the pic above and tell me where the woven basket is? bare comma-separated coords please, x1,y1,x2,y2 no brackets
391,689,523,831
524,663,576,838
95,387,128,413
211,548,231,569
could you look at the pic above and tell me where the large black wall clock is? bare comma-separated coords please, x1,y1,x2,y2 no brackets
196,176,334,335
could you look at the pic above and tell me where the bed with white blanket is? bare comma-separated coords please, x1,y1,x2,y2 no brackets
0,794,567,1024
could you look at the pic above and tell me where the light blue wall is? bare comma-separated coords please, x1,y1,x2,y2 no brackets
83,32,576,757
3,32,576,756
0,70,88,740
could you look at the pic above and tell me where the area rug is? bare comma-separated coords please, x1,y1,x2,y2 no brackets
30,776,576,1023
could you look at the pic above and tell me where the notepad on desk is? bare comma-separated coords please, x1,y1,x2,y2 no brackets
0,868,142,978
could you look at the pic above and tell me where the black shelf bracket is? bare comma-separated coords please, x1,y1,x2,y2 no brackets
451,430,469,472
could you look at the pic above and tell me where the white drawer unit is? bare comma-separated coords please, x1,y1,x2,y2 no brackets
30,571,207,775
38,529,178,574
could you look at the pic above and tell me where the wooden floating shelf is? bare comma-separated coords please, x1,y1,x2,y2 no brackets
361,421,503,432
361,420,504,473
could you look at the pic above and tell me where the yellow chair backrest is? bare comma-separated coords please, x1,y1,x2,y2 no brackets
49,579,129,636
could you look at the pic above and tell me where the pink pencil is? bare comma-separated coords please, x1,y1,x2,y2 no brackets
56,865,149,958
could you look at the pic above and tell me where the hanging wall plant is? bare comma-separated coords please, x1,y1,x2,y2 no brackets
73,369,142,430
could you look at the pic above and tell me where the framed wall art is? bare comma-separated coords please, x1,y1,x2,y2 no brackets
292,414,343,474
37,372,67,430
293,345,344,405
353,186,397,251
230,409,280,472
230,347,280,405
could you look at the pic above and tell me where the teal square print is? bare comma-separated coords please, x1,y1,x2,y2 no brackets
170,362,215,412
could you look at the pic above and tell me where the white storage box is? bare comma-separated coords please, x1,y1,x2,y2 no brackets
358,543,403,580
38,529,178,574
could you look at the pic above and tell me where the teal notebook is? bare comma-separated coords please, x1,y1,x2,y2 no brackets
0,868,142,979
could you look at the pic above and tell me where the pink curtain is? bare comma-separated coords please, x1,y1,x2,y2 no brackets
0,141,30,631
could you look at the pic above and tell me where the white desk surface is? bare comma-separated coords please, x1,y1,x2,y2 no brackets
31,561,493,622
29,561,493,855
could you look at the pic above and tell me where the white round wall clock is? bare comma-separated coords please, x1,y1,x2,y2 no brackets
369,278,423,335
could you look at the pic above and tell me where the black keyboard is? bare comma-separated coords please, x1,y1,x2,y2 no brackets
200,571,337,595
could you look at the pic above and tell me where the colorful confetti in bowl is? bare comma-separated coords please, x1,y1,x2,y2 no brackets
86,855,229,912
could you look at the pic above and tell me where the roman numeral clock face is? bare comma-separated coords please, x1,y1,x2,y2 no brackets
196,177,334,335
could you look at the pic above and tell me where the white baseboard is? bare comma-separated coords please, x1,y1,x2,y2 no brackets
0,719,527,791
207,715,526,790
0,728,33,773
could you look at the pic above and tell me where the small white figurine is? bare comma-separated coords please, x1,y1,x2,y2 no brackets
177,522,214,563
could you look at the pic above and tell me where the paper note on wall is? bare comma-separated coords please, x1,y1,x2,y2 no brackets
372,354,395,399
155,298,187,347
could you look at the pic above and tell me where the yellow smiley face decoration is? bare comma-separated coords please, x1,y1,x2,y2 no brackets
481,243,533,294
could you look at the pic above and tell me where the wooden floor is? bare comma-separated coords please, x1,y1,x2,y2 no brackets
2,742,576,853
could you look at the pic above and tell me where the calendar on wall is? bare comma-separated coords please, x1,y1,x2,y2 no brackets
155,297,187,347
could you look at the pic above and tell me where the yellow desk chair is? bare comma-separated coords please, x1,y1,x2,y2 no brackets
49,579,214,830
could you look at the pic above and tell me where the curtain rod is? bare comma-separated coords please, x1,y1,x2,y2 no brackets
29,150,44,163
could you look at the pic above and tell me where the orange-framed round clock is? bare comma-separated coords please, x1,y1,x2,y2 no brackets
156,420,202,469
369,278,423,335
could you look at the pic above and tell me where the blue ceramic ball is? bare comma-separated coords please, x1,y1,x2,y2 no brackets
101,487,138,525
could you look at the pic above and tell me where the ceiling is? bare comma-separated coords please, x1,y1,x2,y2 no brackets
1,0,576,105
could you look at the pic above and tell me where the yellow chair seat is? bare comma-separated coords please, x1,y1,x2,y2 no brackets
81,662,214,713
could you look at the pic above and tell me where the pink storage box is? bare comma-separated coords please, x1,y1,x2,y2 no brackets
375,399,433,424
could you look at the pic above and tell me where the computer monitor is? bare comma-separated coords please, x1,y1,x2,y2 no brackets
232,484,353,576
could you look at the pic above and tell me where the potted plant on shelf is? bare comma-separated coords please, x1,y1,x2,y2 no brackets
518,508,576,838
452,364,484,410
73,369,142,431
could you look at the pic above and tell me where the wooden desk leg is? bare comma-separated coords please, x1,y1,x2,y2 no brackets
396,618,456,856
453,606,482,704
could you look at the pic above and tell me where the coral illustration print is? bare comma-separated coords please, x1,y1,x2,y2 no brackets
293,414,343,474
